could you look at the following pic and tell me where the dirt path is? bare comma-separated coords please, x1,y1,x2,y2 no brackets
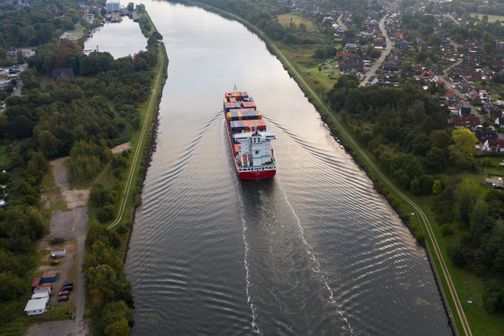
26,158,90,336
25,321,90,336
111,142,131,154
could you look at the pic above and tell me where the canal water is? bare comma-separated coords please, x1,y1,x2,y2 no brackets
84,17,146,59
125,1,452,335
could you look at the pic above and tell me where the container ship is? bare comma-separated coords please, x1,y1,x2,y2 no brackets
224,89,276,180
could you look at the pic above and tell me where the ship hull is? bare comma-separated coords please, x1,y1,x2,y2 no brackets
225,115,276,180
238,169,276,180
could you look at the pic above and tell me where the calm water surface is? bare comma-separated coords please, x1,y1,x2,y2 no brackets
84,17,146,58
125,1,453,335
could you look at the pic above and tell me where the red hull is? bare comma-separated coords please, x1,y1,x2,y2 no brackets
238,169,276,180
225,114,276,180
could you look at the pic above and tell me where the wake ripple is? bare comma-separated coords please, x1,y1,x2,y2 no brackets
230,149,262,334
142,110,222,207
277,182,355,335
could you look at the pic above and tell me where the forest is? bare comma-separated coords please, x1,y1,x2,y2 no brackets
0,0,162,334
0,0,82,65
328,76,504,315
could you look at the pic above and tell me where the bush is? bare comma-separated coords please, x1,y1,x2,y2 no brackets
97,203,116,223
441,224,454,236
483,279,504,314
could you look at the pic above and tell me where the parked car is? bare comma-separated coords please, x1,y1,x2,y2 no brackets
57,295,69,302
62,282,73,291
58,290,70,296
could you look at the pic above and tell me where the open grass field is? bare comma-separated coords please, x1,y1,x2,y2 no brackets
304,63,340,93
277,13,316,31
470,12,504,23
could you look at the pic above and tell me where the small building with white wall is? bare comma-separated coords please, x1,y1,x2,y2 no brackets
105,0,120,13
24,297,48,316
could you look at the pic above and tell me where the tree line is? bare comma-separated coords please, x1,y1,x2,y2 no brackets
328,75,504,315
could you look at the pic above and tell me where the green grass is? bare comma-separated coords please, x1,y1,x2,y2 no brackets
470,12,504,23
69,24,85,39
104,42,167,233
277,13,316,31
303,63,340,92
40,170,68,212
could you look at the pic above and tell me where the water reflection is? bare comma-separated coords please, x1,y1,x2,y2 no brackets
84,17,146,59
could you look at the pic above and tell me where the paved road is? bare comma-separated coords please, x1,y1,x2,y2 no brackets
446,13,459,26
443,58,462,76
336,13,347,31
360,14,393,87
13,80,23,96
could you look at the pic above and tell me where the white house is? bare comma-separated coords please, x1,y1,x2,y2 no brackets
105,0,120,13
34,286,51,296
31,292,49,300
24,297,48,316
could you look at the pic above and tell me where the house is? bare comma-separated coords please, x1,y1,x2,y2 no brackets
51,68,74,85
459,106,472,117
485,177,504,188
6,48,17,57
83,13,94,23
0,80,10,91
489,138,504,152
451,115,480,129
24,297,48,316
344,43,358,50
105,0,120,13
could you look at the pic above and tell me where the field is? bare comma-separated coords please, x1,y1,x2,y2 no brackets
304,61,340,93
277,13,315,31
470,12,504,23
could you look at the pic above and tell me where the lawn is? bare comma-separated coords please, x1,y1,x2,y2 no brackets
470,12,504,24
277,13,316,31
304,62,340,93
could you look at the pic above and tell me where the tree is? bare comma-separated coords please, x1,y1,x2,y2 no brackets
457,179,481,228
448,128,477,169
104,318,130,336
102,300,133,325
0,272,24,301
470,201,491,239
483,279,504,314
86,264,118,308
425,147,446,172
429,129,451,150
432,179,442,194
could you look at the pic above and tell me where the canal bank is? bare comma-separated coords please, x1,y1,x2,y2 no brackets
82,8,168,335
126,1,451,335
174,1,466,335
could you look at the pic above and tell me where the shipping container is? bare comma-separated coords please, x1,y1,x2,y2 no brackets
51,249,66,258
241,101,256,109
40,271,59,283
230,119,267,133
31,278,41,288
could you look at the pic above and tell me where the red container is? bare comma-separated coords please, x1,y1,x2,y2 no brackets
32,278,41,288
